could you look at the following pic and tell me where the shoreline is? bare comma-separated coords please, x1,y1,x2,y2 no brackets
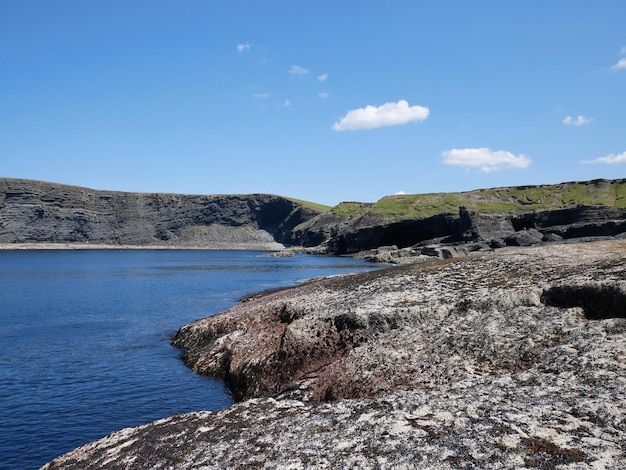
0,242,285,251
43,240,626,468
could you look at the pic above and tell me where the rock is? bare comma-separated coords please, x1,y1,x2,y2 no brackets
376,245,398,253
44,240,626,469
294,181,626,256
0,178,321,249
420,245,442,257
490,238,507,248
356,245,424,264
4,177,626,257
459,207,516,242
171,240,626,402
440,245,468,258
542,232,563,242
40,381,626,469
419,245,469,259
504,228,544,246
263,249,295,257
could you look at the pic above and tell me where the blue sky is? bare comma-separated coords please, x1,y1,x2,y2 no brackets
2,1,625,206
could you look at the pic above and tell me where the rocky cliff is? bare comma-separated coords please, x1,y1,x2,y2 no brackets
44,241,626,469
0,178,322,249
293,178,626,257
4,177,626,255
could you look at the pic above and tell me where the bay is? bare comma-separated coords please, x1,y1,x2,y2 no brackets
0,249,377,469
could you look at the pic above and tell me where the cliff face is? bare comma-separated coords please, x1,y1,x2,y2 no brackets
44,241,626,469
0,178,321,249
3,177,626,254
293,179,626,255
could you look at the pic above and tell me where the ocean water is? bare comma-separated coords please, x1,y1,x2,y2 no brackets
0,249,377,470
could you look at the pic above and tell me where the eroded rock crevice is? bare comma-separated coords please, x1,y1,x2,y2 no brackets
541,282,626,320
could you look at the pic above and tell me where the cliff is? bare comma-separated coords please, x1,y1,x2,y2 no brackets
43,240,626,468
293,178,626,257
0,178,323,249
3,177,626,255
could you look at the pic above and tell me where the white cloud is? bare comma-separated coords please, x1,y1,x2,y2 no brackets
620,46,626,55
611,58,626,71
284,100,291,107
317,74,328,82
581,151,626,165
237,43,250,53
289,65,309,75
394,191,407,195
318,92,328,99
563,115,593,126
332,99,429,131
441,148,532,172
253,93,269,99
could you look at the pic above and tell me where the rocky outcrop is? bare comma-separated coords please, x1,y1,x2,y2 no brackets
293,210,462,253
172,240,626,402
44,240,626,468
0,178,321,249
293,179,626,256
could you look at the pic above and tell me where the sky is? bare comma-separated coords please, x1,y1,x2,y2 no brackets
1,1,625,206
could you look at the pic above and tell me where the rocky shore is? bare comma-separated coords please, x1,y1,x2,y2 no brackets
43,240,626,469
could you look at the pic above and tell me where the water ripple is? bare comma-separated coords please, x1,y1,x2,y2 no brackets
0,250,376,469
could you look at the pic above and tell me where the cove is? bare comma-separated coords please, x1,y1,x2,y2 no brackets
0,249,377,469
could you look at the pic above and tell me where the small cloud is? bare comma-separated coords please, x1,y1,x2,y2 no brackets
620,46,626,55
563,115,593,126
237,43,251,53
318,92,329,99
581,150,626,165
611,58,626,71
332,99,429,131
289,65,309,75
441,147,531,172
394,191,407,195
253,93,269,99
284,100,291,107
317,74,328,82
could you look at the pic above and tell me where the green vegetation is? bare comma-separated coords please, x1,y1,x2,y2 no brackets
615,183,626,207
331,202,375,217
285,197,331,212
328,179,626,222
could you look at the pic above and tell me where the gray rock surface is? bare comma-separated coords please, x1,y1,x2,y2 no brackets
44,241,626,469
0,178,321,249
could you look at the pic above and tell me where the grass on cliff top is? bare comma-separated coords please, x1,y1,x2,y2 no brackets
330,179,626,220
286,197,331,212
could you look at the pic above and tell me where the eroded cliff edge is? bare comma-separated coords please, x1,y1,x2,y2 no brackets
44,241,626,469
293,178,626,260
0,178,322,249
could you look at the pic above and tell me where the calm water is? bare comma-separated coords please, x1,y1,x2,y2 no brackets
0,250,377,469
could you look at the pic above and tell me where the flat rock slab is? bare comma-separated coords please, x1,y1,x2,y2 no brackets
44,241,626,469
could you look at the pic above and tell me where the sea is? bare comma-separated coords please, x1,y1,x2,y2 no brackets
0,249,378,470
